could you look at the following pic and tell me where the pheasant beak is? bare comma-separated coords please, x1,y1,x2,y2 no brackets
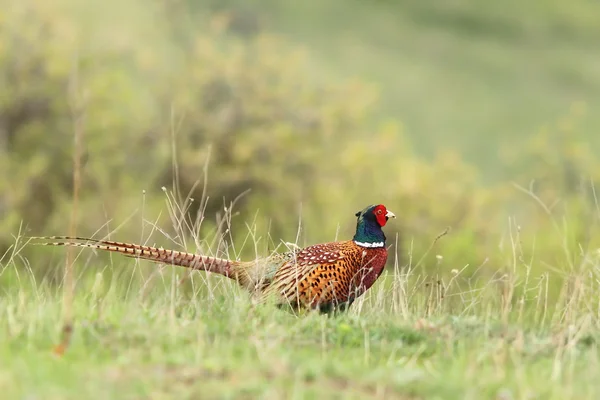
385,210,396,220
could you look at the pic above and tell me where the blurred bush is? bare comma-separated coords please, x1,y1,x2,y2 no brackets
0,0,599,295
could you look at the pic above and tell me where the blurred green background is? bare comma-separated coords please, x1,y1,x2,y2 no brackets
2,0,600,289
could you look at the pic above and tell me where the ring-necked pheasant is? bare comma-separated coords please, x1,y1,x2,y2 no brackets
35,204,396,312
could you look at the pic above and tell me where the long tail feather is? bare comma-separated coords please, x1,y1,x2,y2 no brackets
30,236,237,278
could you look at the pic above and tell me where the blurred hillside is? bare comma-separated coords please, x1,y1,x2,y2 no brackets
208,0,600,178
2,0,600,288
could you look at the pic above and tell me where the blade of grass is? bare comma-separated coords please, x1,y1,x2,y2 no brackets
54,56,86,356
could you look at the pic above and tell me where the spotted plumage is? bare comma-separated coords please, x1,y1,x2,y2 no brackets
33,204,396,312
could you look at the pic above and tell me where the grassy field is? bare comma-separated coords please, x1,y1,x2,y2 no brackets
3,1,600,398
2,223,600,399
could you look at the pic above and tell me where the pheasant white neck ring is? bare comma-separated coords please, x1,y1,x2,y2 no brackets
354,240,385,248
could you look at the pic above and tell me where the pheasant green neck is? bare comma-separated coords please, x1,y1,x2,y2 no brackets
352,217,386,248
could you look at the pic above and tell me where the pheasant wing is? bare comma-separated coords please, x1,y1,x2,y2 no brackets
261,241,364,309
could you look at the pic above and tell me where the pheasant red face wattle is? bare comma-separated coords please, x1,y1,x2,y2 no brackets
373,204,396,227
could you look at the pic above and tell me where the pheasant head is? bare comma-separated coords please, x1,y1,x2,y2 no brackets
352,204,396,248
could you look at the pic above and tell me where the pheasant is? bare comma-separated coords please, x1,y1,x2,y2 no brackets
35,204,396,312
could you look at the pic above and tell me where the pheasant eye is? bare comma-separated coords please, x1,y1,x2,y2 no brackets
376,209,382,215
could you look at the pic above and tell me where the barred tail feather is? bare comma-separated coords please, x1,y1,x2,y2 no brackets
31,236,236,278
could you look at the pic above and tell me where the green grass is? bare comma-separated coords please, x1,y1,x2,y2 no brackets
2,239,600,399
3,184,600,399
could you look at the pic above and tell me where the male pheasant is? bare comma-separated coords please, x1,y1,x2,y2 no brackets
36,204,395,312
